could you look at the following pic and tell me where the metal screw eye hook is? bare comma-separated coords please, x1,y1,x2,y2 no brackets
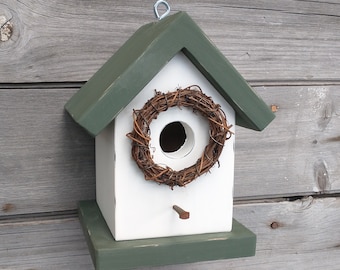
154,0,171,20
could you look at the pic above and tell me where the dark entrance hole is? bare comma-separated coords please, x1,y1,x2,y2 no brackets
160,122,186,153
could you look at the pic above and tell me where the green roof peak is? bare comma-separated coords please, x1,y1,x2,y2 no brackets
65,11,274,137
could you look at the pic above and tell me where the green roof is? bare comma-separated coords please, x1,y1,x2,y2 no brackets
65,11,275,137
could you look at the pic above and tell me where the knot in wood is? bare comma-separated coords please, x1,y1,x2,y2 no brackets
0,15,13,42
270,221,280,229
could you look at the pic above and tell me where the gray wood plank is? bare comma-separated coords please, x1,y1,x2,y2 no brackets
0,85,339,216
0,217,94,270
0,88,95,216
235,85,340,198
1,197,340,269
0,0,339,82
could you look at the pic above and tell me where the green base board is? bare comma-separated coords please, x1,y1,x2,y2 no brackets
78,200,256,270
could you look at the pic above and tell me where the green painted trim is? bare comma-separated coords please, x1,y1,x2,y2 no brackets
78,200,256,270
65,12,274,136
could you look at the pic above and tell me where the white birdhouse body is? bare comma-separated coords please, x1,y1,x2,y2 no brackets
96,52,235,241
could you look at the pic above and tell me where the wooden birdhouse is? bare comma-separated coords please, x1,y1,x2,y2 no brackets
65,10,274,270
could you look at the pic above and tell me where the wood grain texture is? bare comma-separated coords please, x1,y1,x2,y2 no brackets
0,1,339,268
235,85,340,198
0,217,94,270
1,85,338,216
0,88,95,216
1,197,340,270
0,0,339,82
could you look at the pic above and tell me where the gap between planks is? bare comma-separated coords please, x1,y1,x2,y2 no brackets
1,79,340,90
2,193,340,225
0,209,78,225
219,3,340,19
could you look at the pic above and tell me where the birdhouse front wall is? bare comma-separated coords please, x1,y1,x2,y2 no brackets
96,52,235,241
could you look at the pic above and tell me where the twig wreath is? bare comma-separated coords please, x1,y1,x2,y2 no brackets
126,85,233,188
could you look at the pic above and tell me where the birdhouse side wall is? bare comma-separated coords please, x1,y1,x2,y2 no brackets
95,121,116,236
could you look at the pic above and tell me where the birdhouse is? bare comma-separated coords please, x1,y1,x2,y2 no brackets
65,10,274,270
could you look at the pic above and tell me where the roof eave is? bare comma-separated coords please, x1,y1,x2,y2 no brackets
65,11,274,137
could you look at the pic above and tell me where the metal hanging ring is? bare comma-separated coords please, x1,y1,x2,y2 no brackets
154,0,171,20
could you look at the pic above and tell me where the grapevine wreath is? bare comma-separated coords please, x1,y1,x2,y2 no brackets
126,85,233,188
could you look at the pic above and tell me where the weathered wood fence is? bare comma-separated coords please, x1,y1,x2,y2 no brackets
1,1,339,269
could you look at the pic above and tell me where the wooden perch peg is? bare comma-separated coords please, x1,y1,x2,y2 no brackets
173,205,190,219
